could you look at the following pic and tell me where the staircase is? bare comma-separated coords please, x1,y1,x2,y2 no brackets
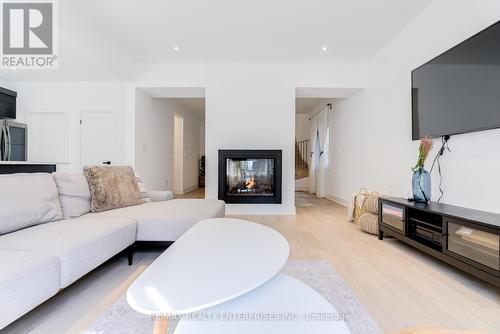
295,139,309,180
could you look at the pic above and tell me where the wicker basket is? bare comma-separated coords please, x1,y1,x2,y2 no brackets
353,188,369,224
365,192,380,214
359,212,379,235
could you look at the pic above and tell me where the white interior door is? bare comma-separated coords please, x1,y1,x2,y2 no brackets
28,111,69,163
173,113,184,194
80,112,116,167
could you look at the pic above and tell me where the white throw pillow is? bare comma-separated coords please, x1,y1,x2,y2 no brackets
52,172,92,218
0,173,63,234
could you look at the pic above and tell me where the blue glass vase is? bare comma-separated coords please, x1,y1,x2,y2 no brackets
412,168,431,203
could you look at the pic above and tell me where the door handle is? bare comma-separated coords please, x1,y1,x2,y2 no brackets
5,125,11,161
0,125,6,161
102,161,111,165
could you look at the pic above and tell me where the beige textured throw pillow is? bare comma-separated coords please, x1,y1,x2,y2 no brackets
83,165,143,212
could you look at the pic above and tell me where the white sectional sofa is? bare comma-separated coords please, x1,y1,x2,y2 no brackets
0,172,225,329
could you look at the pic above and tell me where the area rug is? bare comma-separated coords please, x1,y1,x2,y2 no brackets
85,260,382,334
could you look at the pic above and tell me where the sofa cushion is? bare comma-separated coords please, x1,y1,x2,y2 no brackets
0,218,137,287
0,250,60,329
81,199,225,241
0,173,63,235
52,172,92,218
83,165,143,212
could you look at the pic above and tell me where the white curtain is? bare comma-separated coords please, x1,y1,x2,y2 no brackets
317,109,328,198
309,116,318,194
309,106,330,197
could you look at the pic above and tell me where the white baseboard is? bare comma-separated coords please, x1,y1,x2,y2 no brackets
183,184,199,194
173,184,198,195
326,194,348,207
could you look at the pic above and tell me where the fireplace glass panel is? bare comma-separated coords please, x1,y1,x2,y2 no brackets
226,158,275,196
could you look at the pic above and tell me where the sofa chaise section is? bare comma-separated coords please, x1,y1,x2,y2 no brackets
0,217,137,288
0,250,60,329
81,199,225,241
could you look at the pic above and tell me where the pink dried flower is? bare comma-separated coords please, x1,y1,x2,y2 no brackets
413,136,433,171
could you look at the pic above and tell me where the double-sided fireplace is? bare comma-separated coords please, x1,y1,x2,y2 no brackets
218,150,282,204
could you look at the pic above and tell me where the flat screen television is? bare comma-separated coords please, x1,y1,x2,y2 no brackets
411,20,500,140
0,87,17,119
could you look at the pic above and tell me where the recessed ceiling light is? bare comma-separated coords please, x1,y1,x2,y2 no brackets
322,46,328,52
173,45,179,51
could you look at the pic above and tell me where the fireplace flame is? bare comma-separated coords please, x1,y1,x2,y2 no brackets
245,176,256,189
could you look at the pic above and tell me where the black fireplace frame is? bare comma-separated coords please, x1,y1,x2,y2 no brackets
218,149,282,204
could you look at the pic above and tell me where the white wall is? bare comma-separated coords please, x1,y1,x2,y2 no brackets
135,94,202,192
328,0,500,213
15,81,128,172
134,62,367,214
205,64,295,214
0,77,16,91
5,62,364,215
135,90,172,190
295,114,309,142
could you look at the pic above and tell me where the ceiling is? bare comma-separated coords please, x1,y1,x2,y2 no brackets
71,0,433,62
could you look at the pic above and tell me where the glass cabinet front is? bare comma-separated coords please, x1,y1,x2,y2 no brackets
447,221,499,271
381,203,405,234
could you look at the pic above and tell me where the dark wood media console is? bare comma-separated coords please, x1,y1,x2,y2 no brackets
378,197,500,288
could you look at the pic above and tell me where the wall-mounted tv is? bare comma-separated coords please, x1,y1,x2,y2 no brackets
0,87,17,119
411,20,500,140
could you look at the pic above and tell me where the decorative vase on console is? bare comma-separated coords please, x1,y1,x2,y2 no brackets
412,136,433,203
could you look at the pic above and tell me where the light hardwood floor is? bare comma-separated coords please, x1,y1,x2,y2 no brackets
3,192,500,334
173,187,205,199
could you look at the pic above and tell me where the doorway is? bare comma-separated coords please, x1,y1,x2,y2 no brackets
294,98,332,198
134,87,206,198
294,87,362,203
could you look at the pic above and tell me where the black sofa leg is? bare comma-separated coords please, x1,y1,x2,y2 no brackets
127,245,135,265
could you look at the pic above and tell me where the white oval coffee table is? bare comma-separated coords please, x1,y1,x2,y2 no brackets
173,273,351,334
127,218,289,333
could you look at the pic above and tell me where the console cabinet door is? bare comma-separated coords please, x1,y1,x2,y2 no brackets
445,218,499,274
380,202,406,235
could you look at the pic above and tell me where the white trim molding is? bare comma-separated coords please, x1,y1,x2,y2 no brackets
326,194,348,207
